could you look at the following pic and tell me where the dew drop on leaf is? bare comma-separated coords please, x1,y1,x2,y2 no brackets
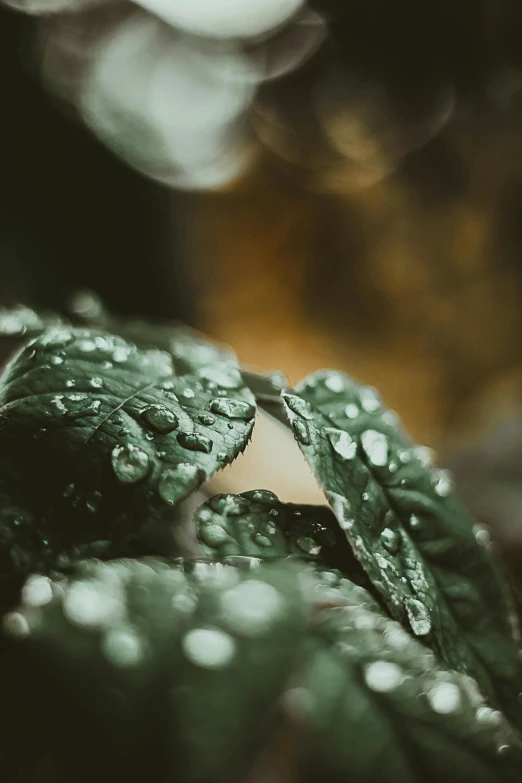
177,431,213,454
296,536,321,556
198,413,216,426
433,469,454,497
209,398,255,420
208,495,249,516
158,464,203,506
324,373,345,393
380,527,401,555
361,429,389,466
359,387,381,412
111,444,151,484
253,533,272,548
364,661,403,692
220,580,284,636
427,681,461,714
182,627,236,669
325,428,357,460
241,489,279,504
199,523,229,547
142,404,179,433
344,403,359,419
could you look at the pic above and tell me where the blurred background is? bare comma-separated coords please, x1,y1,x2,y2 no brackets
2,0,522,582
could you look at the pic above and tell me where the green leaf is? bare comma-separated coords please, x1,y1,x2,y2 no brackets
281,371,522,724
291,600,522,783
0,327,255,577
194,490,370,581
5,558,308,783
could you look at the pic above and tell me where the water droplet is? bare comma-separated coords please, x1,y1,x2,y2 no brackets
3,612,30,638
413,445,435,468
241,489,279,504
284,393,314,420
111,444,150,484
22,576,53,608
65,399,101,420
158,464,204,506
360,387,381,413
345,403,359,419
253,533,272,548
220,580,284,636
182,627,236,668
177,431,213,454
406,598,431,636
364,661,403,692
199,365,242,389
39,328,73,348
208,495,248,516
209,398,255,420
199,523,229,547
427,682,461,714
409,514,423,530
361,430,389,466
89,377,103,389
398,449,411,463
325,428,356,459
49,352,65,365
381,528,401,555
77,338,96,353
63,580,125,628
296,536,321,556
292,419,311,445
182,388,195,399
112,346,133,363
102,628,144,668
198,413,216,426
65,380,76,388
142,404,179,433
433,469,453,497
324,373,345,393
361,492,370,501
476,706,502,726
473,524,491,547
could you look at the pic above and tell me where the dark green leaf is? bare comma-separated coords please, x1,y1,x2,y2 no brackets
281,371,522,724
291,600,522,783
0,327,255,577
4,558,308,783
194,490,370,581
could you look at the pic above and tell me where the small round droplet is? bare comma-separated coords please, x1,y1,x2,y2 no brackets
253,533,272,548
209,398,255,420
177,431,213,454
102,628,144,668
284,393,314,420
220,580,284,636
427,682,461,714
111,445,150,484
182,627,236,669
433,470,453,497
296,536,321,556
364,661,403,692
241,489,279,504
199,523,229,547
476,706,502,726
359,387,381,413
90,377,104,389
292,419,311,446
158,464,204,506
208,495,248,516
198,413,216,426
142,404,179,433
381,528,401,555
361,430,389,467
324,373,345,393
474,524,491,548
345,403,359,419
325,428,356,459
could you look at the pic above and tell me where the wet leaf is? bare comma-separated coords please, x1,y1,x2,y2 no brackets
4,558,307,783
281,371,522,725
0,327,255,577
195,490,369,580
291,600,522,783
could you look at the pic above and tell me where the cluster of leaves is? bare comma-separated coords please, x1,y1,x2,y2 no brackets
0,296,521,782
